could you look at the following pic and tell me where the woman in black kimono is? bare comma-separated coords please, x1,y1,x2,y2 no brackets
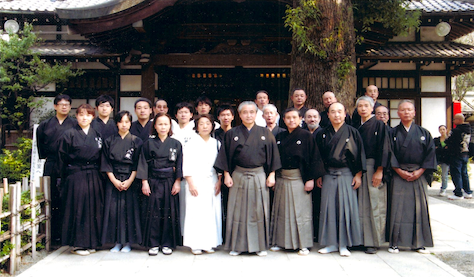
137,113,183,256
101,111,143,252
59,104,103,256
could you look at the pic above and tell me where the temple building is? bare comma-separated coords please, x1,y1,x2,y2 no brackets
1,0,474,139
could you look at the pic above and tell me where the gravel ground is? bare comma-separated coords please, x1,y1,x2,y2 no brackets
0,249,48,276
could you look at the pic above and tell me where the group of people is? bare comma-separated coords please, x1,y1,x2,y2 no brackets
36,84,447,258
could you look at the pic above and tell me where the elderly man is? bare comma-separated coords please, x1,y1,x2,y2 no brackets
388,100,436,254
304,109,321,137
446,113,473,200
320,91,351,128
375,105,390,126
215,101,281,257
355,96,390,254
316,102,365,257
263,104,285,137
352,85,382,127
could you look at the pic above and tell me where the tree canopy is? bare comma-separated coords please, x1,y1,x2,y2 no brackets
0,23,81,135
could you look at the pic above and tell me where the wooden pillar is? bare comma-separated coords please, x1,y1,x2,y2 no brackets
446,71,453,130
141,63,155,102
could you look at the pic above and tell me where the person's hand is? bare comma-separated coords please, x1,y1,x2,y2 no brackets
304,180,314,192
266,172,276,188
407,168,425,182
352,172,362,190
224,171,233,188
316,177,323,188
214,179,221,196
372,167,383,188
171,179,181,195
142,180,151,196
188,183,198,196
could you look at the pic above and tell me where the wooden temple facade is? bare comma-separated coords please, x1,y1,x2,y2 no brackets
2,0,474,136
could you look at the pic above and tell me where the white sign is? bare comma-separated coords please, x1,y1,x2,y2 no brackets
30,124,45,188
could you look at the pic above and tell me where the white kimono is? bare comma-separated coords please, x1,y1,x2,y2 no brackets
172,122,196,233
183,135,222,250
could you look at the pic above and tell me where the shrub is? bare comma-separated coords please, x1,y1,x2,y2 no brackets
0,137,32,182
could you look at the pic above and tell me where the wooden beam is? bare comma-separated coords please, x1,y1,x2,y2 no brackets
153,54,291,67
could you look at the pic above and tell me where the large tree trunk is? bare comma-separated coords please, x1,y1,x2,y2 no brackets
289,0,357,112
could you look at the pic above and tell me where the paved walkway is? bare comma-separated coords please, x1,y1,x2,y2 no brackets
17,183,473,277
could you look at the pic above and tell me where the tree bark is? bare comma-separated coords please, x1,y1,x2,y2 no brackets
289,0,357,112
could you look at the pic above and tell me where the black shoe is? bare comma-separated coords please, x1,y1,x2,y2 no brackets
365,247,378,254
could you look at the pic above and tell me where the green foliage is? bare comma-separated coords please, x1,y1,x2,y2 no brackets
0,138,32,182
0,241,14,263
0,23,81,134
453,73,474,102
353,0,421,36
337,57,355,86
284,1,325,58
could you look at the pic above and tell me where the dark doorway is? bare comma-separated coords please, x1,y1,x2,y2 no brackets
157,67,290,116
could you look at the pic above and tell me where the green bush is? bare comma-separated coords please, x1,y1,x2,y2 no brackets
0,137,32,182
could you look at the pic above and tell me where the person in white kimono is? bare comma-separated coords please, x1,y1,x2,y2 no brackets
172,102,196,233
183,114,223,254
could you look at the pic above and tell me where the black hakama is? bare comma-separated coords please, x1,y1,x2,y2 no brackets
101,133,143,245
137,136,183,249
37,116,77,242
389,124,436,248
58,126,104,249
214,124,281,253
316,123,366,247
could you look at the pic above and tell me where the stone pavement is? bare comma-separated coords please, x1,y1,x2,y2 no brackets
17,183,473,277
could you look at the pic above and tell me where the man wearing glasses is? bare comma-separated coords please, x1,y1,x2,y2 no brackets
37,94,77,246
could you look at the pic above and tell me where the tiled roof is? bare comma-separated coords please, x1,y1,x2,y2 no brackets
2,0,474,14
408,0,474,13
0,0,113,13
360,42,474,59
31,42,120,57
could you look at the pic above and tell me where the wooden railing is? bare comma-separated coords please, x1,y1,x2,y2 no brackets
0,177,51,275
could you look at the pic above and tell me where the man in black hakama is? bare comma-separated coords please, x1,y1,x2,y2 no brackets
351,85,382,128
316,102,365,257
320,91,351,128
37,94,76,244
388,100,436,254
214,101,281,257
355,96,390,254
271,108,325,255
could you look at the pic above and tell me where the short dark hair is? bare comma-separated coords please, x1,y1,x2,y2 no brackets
195,96,212,107
255,90,269,99
291,88,306,96
151,113,173,137
175,102,194,115
95,95,115,109
54,94,72,105
216,104,234,117
134,98,152,109
283,107,301,118
193,114,216,135
76,104,95,116
114,110,133,124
